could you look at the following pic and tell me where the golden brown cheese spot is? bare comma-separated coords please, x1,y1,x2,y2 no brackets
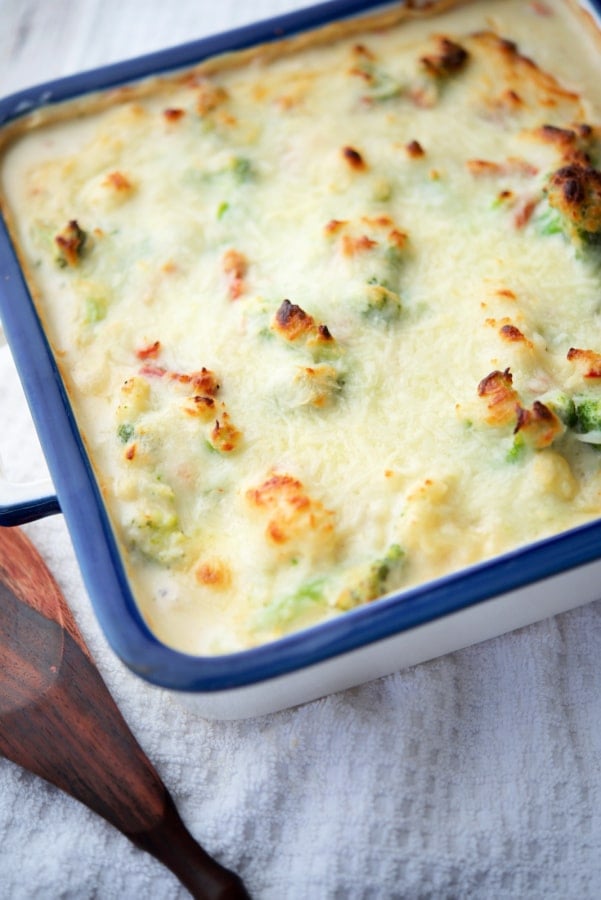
329,217,407,262
209,412,242,453
55,220,87,267
118,375,151,419
468,31,582,121
406,140,425,159
341,234,378,256
477,368,519,426
514,400,563,449
486,318,533,349
186,367,220,396
135,340,161,360
361,214,393,228
528,124,595,166
499,89,523,110
388,229,408,251
103,171,134,193
275,95,299,112
273,298,315,341
222,248,247,278
499,323,533,347
496,288,517,301
181,394,216,420
246,472,335,549
293,364,341,407
324,218,348,235
163,107,186,122
142,362,221,396
467,159,502,177
513,196,538,229
466,157,538,178
420,36,469,80
545,164,601,237
195,558,232,590
196,79,229,115
350,43,375,67
567,347,601,379
495,190,515,206
306,323,335,352
222,248,248,300
272,300,336,353
341,146,367,171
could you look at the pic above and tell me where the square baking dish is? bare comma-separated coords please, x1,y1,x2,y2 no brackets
1,0,601,718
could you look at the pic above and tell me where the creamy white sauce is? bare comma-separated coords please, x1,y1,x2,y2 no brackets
2,0,601,653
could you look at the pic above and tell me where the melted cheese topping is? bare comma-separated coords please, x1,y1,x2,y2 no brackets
2,0,601,653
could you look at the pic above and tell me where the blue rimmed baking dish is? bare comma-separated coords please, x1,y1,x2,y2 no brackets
1,0,601,719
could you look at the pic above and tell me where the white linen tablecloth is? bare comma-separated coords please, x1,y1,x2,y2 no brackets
1,2,601,897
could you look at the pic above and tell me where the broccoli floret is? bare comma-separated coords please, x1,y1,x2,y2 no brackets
336,544,405,610
216,201,229,219
364,282,402,323
230,156,254,183
84,296,107,324
506,433,527,463
254,577,327,632
574,396,601,433
545,164,601,246
127,492,188,565
534,206,564,237
354,59,404,102
117,423,135,444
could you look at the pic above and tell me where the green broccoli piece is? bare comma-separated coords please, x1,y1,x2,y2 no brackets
364,282,402,323
534,206,564,237
255,578,327,632
336,544,405,610
84,296,107,324
230,156,254,183
506,433,527,463
355,60,404,102
117,423,135,444
128,500,188,565
574,396,601,433
216,201,230,219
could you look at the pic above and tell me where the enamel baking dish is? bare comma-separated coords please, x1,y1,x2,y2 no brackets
1,0,601,719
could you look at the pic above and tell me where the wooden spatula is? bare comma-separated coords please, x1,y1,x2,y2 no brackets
0,525,251,899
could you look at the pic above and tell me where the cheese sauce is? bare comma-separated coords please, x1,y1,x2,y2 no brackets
2,0,601,653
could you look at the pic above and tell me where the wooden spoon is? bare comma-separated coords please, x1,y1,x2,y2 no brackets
0,526,251,900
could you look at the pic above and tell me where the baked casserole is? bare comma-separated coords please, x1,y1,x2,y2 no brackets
1,0,601,656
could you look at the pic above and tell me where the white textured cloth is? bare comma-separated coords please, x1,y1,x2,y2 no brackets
1,3,601,897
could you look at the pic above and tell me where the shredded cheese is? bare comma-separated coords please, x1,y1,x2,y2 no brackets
2,0,601,653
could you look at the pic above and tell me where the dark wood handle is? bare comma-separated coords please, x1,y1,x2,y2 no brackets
134,794,252,899
0,527,251,899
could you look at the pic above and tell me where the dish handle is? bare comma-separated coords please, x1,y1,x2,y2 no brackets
0,469,60,525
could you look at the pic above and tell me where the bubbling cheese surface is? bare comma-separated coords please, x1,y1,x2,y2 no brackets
2,0,601,653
